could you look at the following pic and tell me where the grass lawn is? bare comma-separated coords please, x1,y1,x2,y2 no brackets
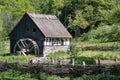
48,50,120,60
78,50,120,60
0,52,36,63
71,41,120,48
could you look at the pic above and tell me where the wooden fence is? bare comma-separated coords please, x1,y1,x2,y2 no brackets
0,62,120,77
29,57,119,65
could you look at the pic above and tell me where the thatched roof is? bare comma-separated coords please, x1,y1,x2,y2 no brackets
27,13,72,38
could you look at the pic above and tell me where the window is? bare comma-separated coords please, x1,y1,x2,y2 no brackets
44,38,69,46
27,28,29,31
33,28,36,32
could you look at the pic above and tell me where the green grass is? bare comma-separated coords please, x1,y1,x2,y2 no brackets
48,50,120,60
72,41,120,48
78,51,120,60
0,54,36,63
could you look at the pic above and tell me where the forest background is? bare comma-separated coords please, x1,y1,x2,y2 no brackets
0,0,120,52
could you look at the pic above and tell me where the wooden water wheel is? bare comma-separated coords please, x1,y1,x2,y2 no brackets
14,38,39,56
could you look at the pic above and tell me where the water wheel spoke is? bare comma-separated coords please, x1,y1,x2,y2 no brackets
28,42,33,48
20,40,26,48
29,46,35,51
17,43,22,50
23,41,29,48
28,42,32,46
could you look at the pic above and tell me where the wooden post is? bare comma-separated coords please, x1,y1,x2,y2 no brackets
69,68,74,80
83,61,86,68
72,58,75,66
70,74,74,80
98,57,101,66
115,56,118,65
106,72,110,80
3,58,8,63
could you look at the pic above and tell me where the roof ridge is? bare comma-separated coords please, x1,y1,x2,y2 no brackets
27,12,57,20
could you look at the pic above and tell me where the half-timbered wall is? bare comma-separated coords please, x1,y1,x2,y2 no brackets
44,38,70,46
43,38,70,56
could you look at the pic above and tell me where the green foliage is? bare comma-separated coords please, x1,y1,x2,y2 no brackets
37,0,64,15
48,50,120,60
0,19,3,32
68,45,80,58
68,45,80,64
47,51,69,58
107,24,120,41
0,70,37,80
75,56,96,65
78,24,120,42
0,32,8,53
39,73,61,80
0,0,119,42
108,9,120,24
76,73,120,80
79,51,120,60
69,10,89,29
68,0,116,32
76,74,107,80
1,70,120,80
0,0,36,35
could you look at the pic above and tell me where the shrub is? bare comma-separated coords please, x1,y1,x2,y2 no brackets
75,56,96,65
0,70,36,80
76,73,120,80
79,51,120,60
76,24,120,42
38,73,61,80
47,51,69,58
107,24,120,41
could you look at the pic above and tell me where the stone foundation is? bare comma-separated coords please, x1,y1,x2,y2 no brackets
43,45,69,57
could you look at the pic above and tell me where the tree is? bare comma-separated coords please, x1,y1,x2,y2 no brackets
0,6,3,32
66,0,116,37
0,0,35,34
38,0,64,15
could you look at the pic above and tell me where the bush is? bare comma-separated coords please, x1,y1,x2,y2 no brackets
1,70,120,80
75,56,96,65
76,73,120,80
38,73,61,80
77,24,120,42
47,51,69,58
0,70,37,80
79,51,120,60
107,24,120,41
